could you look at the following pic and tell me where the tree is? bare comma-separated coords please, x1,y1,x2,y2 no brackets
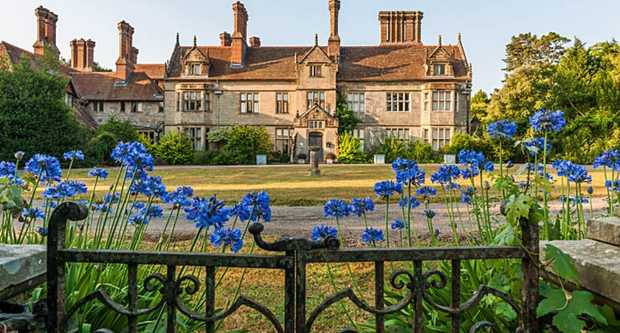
0,58,89,161
212,126,272,165
95,118,140,143
504,32,570,72
471,90,490,123
335,95,360,135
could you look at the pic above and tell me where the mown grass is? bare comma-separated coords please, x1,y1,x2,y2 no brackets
55,164,609,206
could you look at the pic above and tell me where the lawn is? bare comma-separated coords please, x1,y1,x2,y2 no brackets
59,164,609,206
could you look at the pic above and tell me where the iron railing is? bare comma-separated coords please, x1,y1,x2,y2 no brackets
47,202,539,333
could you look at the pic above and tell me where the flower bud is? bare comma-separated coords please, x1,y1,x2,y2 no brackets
14,151,25,161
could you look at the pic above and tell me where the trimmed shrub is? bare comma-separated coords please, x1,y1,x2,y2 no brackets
154,132,194,165
370,138,437,163
95,118,140,143
212,126,272,165
338,132,366,164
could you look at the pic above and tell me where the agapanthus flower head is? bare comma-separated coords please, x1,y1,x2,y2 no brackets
593,149,620,171
361,227,384,244
424,209,436,219
184,196,231,230
399,196,421,209
392,158,425,185
210,227,243,253
460,186,475,204
240,191,272,222
529,109,566,133
104,192,121,205
21,207,45,220
164,186,194,208
587,186,594,195
14,151,25,161
374,180,403,198
88,168,109,179
36,227,48,237
0,161,21,184
528,163,553,180
458,150,493,174
416,186,437,199
43,181,88,200
324,199,351,219
111,142,154,177
506,160,514,168
93,203,111,212
431,165,461,185
560,195,588,205
523,137,551,157
130,175,166,198
350,197,375,217
129,205,164,225
311,224,338,241
391,219,405,231
63,150,84,161
605,180,620,192
552,160,591,183
25,154,62,183
487,120,517,140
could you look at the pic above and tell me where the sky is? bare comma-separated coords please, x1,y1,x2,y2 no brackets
1,0,619,92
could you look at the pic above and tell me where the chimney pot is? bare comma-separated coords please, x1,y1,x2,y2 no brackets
249,36,261,48
33,6,59,57
220,32,232,47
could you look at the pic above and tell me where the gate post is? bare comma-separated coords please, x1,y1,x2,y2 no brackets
521,218,539,332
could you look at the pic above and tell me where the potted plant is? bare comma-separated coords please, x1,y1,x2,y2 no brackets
296,153,307,164
325,152,336,164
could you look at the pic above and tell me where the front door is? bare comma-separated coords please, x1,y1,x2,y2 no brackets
308,132,323,161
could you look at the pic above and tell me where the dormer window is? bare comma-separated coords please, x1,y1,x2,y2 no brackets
310,64,322,77
433,64,446,76
188,63,201,76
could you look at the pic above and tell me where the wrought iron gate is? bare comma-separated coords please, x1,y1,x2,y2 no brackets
47,202,539,333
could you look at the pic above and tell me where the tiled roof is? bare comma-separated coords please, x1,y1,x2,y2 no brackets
70,70,164,101
167,44,469,82
134,64,165,79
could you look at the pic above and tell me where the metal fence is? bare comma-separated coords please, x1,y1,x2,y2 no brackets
47,202,539,333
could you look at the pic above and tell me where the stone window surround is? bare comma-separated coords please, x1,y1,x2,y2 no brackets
307,91,326,109
431,127,451,150
432,90,453,112
347,92,365,113
385,127,410,140
240,92,260,114
276,92,289,114
179,91,208,112
309,64,322,77
386,92,411,112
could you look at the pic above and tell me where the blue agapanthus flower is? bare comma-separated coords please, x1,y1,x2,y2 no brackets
311,224,338,241
392,158,425,186
528,163,553,180
460,186,475,204
210,227,244,253
43,181,88,200
529,109,566,133
391,219,405,231
458,150,493,179
111,142,154,178
399,196,421,209
593,149,620,171
130,175,166,198
25,154,62,182
560,195,588,204
88,167,109,179
0,161,16,178
431,165,461,185
605,180,620,192
374,180,403,198
416,186,437,199
184,196,231,230
21,207,45,220
324,199,351,218
164,186,194,208
240,192,272,222
523,137,551,157
36,227,48,237
129,205,164,225
361,227,384,244
487,120,517,140
63,150,84,161
350,197,375,217
552,160,591,183
104,192,121,205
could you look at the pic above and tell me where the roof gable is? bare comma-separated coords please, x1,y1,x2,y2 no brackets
298,45,332,64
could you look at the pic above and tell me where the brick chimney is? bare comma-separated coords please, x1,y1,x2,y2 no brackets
33,6,59,57
379,11,423,45
231,1,248,66
70,38,95,71
249,36,261,48
328,0,341,59
115,21,135,80
220,32,232,47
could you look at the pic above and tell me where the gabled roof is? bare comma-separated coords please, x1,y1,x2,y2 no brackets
297,103,335,119
297,44,333,64
167,43,469,82
133,64,166,80
0,41,75,75
70,70,164,101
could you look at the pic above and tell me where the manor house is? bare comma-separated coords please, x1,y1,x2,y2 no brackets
1,1,472,160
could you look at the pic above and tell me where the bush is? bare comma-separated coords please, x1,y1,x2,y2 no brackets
209,126,271,165
95,118,140,143
153,132,194,165
337,132,366,164
84,132,117,165
269,151,290,164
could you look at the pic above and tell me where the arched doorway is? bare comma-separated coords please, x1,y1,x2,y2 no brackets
308,132,323,161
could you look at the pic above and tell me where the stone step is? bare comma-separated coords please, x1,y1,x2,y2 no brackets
588,216,620,246
542,240,620,307
0,245,46,300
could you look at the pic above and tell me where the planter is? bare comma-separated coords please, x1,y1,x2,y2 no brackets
374,154,385,165
256,154,267,166
443,154,456,164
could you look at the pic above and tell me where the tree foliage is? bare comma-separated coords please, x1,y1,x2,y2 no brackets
0,58,88,161
154,132,193,165
335,95,360,135
337,132,365,163
207,126,272,165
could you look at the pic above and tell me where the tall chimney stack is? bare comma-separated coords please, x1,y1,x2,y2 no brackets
115,21,135,80
379,11,423,45
231,1,248,66
33,6,59,57
70,38,96,71
328,0,341,59
220,32,232,47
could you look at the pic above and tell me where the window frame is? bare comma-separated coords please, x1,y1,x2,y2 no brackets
432,90,452,112
276,92,289,114
433,63,447,76
307,91,326,109
309,64,322,78
347,92,366,113
240,92,260,114
386,92,411,112
431,127,451,150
